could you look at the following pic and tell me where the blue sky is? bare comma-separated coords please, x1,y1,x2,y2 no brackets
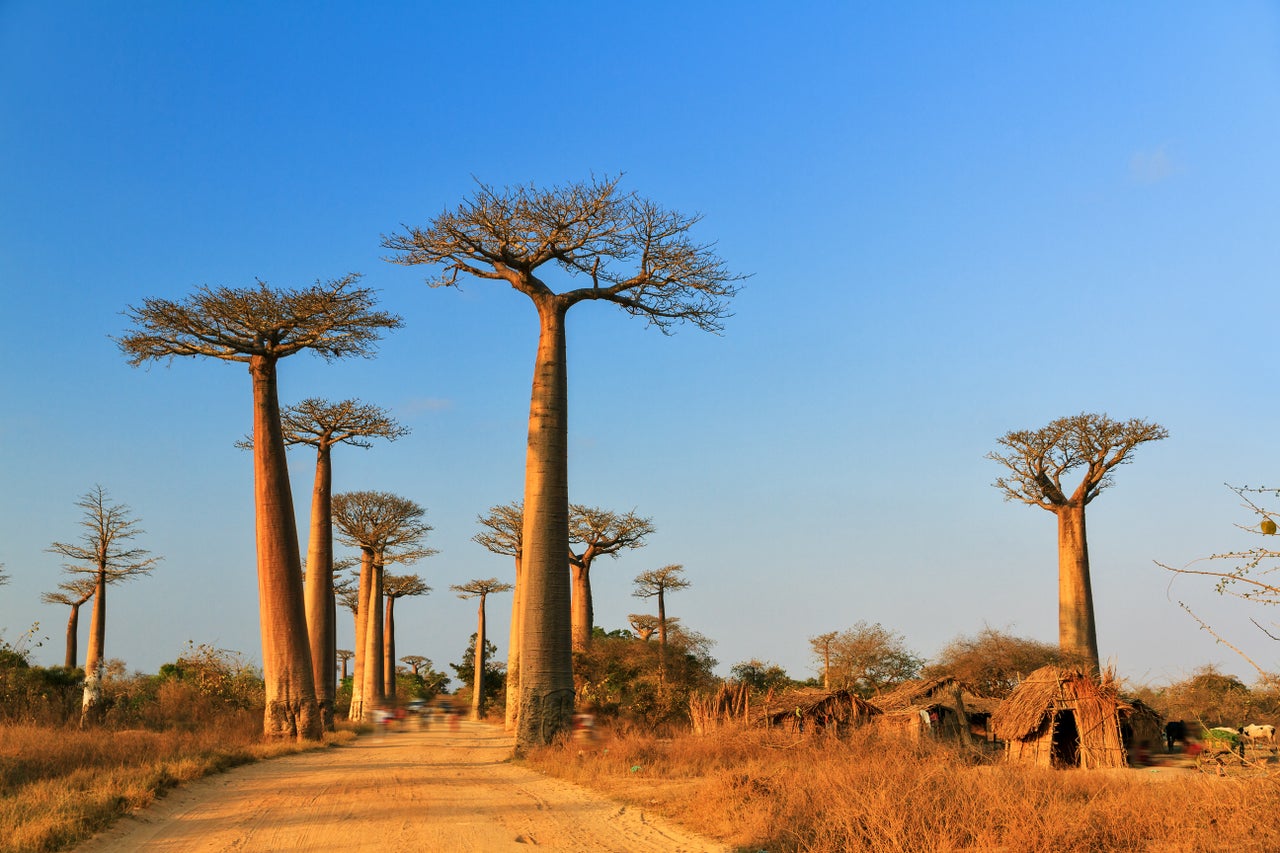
3,2,1279,689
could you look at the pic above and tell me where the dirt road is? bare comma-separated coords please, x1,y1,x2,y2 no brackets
74,720,731,852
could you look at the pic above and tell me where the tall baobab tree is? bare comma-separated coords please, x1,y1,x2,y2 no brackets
989,413,1168,669
473,501,523,730
47,486,160,723
451,578,514,721
385,177,743,748
628,613,660,642
383,573,431,699
119,276,401,740
332,490,433,720
632,564,690,682
279,398,407,731
336,649,354,682
41,578,97,669
400,654,430,677
569,505,654,652
809,631,838,690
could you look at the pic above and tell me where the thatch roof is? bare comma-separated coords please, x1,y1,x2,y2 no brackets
991,665,1127,769
758,688,881,730
871,676,1000,716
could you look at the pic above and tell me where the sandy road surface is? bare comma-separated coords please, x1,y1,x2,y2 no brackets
74,720,731,853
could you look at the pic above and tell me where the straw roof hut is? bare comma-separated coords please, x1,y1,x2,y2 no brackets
870,676,1001,742
991,666,1127,769
758,688,881,735
1118,697,1164,754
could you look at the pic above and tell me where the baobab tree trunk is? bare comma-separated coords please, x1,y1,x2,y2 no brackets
505,551,522,732
472,595,488,721
571,562,593,652
80,569,106,725
1056,503,1100,670
250,354,320,740
515,300,575,751
303,444,336,731
361,557,386,713
349,547,374,721
384,595,396,700
64,601,82,669
657,588,668,683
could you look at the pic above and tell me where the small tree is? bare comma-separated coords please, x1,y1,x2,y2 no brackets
989,413,1167,669
451,578,513,720
922,626,1084,698
821,621,923,698
120,276,401,740
730,659,793,692
41,578,97,669
628,613,660,642
386,177,743,749
569,505,654,652
383,573,431,699
47,486,160,724
809,631,838,690
451,633,505,712
473,501,523,730
632,564,691,682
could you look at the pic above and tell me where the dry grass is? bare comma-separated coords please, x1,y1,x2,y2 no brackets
525,727,1280,853
0,717,356,853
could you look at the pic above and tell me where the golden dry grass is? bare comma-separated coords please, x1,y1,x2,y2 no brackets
525,727,1280,853
0,718,356,853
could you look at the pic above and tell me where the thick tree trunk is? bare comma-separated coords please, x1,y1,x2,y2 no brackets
80,568,107,725
361,557,386,713
570,560,593,652
472,596,487,721
515,300,575,752
349,547,374,720
1056,503,1100,669
250,354,320,740
657,589,668,683
303,444,336,731
64,603,81,669
504,551,522,732
384,596,396,700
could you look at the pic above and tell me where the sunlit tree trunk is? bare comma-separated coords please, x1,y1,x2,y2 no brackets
304,444,336,731
80,569,106,724
515,301,574,751
505,550,522,731
384,594,396,700
63,600,83,669
1056,503,1099,669
656,586,668,682
571,561,593,653
472,596,489,721
250,354,320,740
361,556,386,711
349,546,374,721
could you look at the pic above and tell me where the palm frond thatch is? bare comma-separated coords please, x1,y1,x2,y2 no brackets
991,665,1127,769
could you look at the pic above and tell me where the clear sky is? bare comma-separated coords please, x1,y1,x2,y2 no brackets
3,2,1279,690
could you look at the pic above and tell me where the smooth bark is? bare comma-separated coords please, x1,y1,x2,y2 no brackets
1056,503,1098,666
505,551,522,731
349,547,375,721
472,598,488,721
303,445,336,730
384,594,396,699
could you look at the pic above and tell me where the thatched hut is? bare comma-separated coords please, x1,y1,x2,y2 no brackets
870,676,1001,743
1118,697,1164,757
758,688,881,735
991,666,1128,769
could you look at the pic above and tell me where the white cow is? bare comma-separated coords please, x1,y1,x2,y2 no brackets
1243,723,1275,745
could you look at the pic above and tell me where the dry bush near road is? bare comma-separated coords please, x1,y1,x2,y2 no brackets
0,721,354,853
527,727,1280,852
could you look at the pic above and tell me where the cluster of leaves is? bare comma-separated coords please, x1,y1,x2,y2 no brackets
574,626,719,733
155,642,265,712
814,621,924,698
0,626,81,725
1129,664,1280,729
922,627,1089,698
450,633,504,710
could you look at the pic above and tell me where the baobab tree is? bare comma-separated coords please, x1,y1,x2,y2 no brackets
628,613,660,642
451,577,513,721
809,631,838,690
332,490,433,720
569,505,654,652
400,654,430,677
47,486,160,723
278,398,407,730
383,573,431,699
989,412,1168,669
41,578,97,669
473,501,523,730
385,177,743,748
632,564,690,681
119,276,401,740
336,649,354,682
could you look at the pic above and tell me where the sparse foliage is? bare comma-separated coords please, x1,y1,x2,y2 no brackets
386,177,743,749
819,621,923,698
923,626,1085,698
569,505,654,651
473,501,523,730
632,564,691,682
119,275,401,740
989,413,1167,668
452,578,513,720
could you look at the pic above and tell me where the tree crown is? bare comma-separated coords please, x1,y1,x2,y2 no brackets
47,486,161,581
632,564,690,597
569,504,655,567
451,577,514,599
989,412,1168,509
383,176,745,334
119,275,402,365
